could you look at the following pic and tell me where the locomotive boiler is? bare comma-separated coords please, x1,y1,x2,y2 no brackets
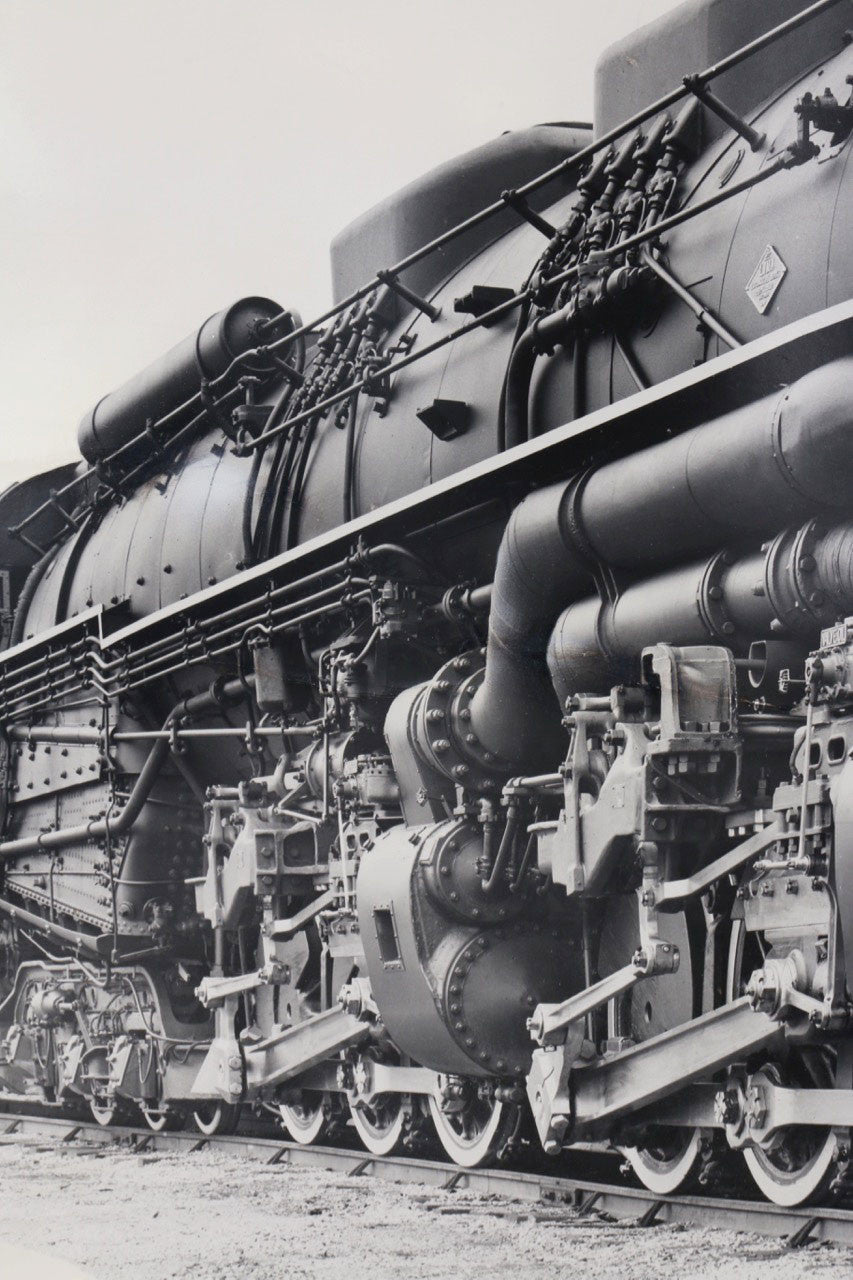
3,0,853,1209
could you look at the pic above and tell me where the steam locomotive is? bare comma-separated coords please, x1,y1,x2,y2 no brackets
3,0,853,1209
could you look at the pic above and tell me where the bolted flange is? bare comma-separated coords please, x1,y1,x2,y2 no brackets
412,650,508,792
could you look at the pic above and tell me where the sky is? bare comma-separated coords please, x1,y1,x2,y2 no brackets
0,0,679,486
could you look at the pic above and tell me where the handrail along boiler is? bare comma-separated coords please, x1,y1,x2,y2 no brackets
2,0,853,1204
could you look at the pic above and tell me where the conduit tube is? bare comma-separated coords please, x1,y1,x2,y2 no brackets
9,547,57,648
0,678,248,860
503,328,541,450
468,359,853,767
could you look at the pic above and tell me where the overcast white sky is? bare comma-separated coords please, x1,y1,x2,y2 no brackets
1,0,678,485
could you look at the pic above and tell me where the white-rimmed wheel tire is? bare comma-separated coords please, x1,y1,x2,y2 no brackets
741,1064,838,1207
727,924,838,1206
622,1128,706,1194
348,1092,407,1156
89,1095,135,1127
191,1101,241,1136
89,1097,120,1127
141,1105,185,1133
743,1131,837,1207
428,1091,515,1168
278,1091,328,1145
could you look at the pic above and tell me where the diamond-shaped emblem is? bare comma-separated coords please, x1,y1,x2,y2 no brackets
745,244,787,315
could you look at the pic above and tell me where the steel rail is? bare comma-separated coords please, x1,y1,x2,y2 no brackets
0,1111,851,1249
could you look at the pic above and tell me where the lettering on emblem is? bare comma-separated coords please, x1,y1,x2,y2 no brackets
745,244,787,315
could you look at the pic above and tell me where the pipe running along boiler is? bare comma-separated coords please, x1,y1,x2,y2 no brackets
4,0,853,1208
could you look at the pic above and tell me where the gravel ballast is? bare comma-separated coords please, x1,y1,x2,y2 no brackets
0,1136,849,1280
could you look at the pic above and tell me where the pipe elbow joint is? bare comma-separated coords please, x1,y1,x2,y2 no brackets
774,358,853,511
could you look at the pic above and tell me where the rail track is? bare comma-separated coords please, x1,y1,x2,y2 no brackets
3,1111,852,1252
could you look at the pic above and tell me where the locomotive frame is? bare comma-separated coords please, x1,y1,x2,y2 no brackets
2,0,853,1209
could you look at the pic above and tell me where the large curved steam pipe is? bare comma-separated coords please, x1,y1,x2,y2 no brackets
467,358,853,768
547,519,853,705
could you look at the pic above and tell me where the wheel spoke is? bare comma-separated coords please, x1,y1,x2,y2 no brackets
348,1092,406,1156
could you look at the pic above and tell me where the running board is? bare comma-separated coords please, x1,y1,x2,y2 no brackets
526,996,783,1151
